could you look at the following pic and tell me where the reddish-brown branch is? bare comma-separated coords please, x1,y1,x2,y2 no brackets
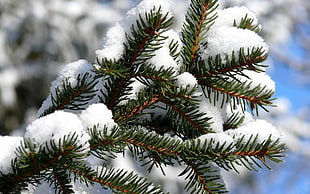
107,17,163,110
90,136,180,156
233,149,269,157
68,168,132,193
52,171,68,193
162,99,207,134
90,139,116,150
186,160,212,194
127,74,170,82
189,3,211,70
29,152,39,169
124,94,162,120
107,78,126,110
124,138,181,156
57,85,88,110
128,17,163,67
199,82,270,105
195,56,264,78
8,146,74,185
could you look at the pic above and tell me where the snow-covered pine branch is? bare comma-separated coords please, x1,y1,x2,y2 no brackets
0,0,285,193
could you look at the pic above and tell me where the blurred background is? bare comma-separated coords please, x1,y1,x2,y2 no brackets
0,0,309,193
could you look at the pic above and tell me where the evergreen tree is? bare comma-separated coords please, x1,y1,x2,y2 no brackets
0,0,285,193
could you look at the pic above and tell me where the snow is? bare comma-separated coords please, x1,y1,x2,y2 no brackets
127,79,147,101
226,119,282,145
201,26,268,60
175,72,197,90
0,68,19,107
214,6,259,29
233,70,276,93
96,0,174,63
37,59,95,117
219,0,302,45
197,132,235,150
198,5,268,60
149,45,177,71
149,30,180,71
25,111,90,155
198,98,225,133
272,97,291,115
50,59,94,89
0,136,23,174
96,23,126,61
124,0,173,35
79,103,117,134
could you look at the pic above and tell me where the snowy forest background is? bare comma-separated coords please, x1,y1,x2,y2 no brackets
0,0,309,193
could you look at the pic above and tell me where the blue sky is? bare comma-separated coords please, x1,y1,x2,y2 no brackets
264,36,310,193
269,35,310,113
270,63,310,112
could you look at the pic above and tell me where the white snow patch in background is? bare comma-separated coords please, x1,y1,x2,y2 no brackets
272,97,291,115
226,119,282,145
0,68,20,107
0,136,23,174
25,111,90,155
79,103,117,134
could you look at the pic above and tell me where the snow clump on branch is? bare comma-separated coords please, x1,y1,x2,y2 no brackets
0,136,23,174
80,103,117,134
25,111,91,155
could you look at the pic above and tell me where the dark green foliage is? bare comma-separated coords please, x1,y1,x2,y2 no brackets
233,14,261,32
0,134,93,193
96,167,167,194
223,113,245,131
89,125,127,160
39,72,98,117
180,0,219,72
193,47,268,80
180,161,227,194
